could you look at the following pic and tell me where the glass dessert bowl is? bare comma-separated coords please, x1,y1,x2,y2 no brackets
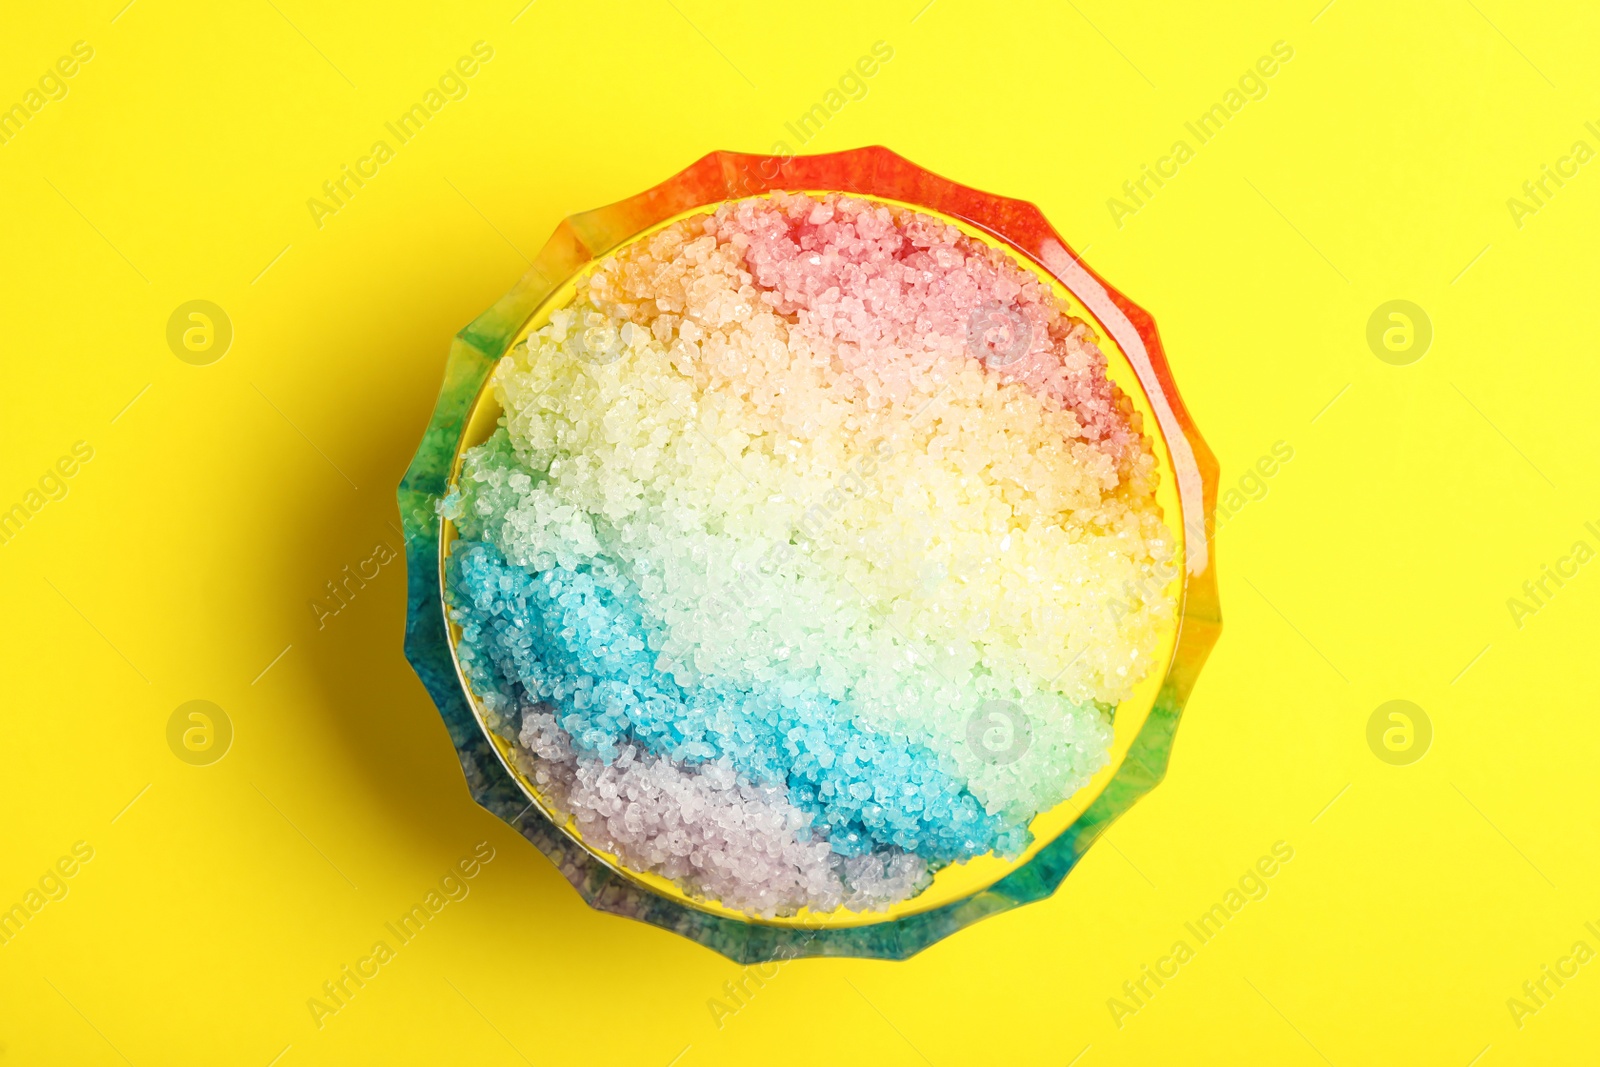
400,147,1220,961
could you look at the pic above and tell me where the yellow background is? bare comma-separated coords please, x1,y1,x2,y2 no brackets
2,0,1597,1064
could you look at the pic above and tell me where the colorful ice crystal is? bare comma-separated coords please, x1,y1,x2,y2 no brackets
443,193,1175,917
400,148,1220,961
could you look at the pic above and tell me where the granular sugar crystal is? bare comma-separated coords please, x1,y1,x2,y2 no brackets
444,193,1175,917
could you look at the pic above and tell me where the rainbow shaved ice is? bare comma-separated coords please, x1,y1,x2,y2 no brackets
443,193,1176,917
